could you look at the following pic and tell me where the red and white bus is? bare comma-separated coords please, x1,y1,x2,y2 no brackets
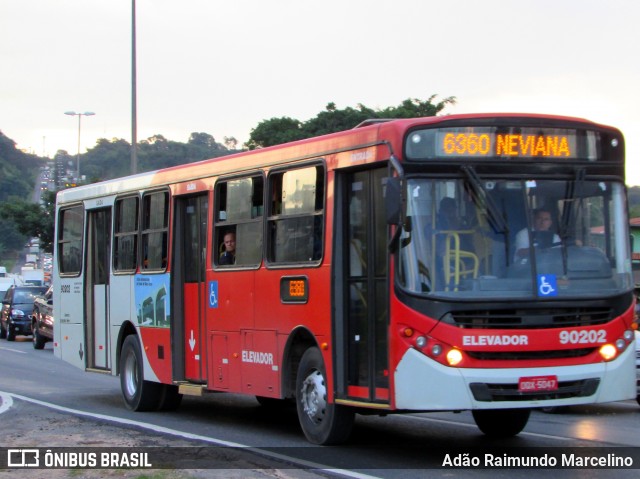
53,113,637,444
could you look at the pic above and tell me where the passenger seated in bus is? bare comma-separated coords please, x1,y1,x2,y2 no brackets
514,207,560,260
219,231,236,265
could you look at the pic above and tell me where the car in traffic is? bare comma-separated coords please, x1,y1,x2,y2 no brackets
0,285,48,341
32,285,53,349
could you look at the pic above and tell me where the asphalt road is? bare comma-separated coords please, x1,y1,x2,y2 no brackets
1,337,640,479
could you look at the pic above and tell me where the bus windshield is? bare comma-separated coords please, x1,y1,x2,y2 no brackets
397,177,633,300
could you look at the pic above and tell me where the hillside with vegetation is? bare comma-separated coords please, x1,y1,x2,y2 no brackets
0,131,47,260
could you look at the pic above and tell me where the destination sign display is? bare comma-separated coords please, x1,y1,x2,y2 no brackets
439,131,574,158
405,126,603,161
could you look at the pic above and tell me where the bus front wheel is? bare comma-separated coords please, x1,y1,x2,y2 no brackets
472,408,530,437
295,347,354,445
120,335,163,411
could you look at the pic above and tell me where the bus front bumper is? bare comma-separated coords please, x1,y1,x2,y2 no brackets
394,345,636,410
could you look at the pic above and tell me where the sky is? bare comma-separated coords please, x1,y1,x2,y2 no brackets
1,0,639,185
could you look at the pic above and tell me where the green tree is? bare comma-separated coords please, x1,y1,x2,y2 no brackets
246,96,456,149
81,139,132,181
302,102,376,137
0,130,49,258
378,95,456,118
188,132,218,148
224,136,238,150
245,117,306,150
0,191,55,253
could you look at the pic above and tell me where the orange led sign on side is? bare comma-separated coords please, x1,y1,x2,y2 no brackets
280,276,309,303
289,280,305,297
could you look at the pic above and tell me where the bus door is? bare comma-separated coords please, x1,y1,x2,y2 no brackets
85,207,111,371
335,167,389,404
172,194,209,383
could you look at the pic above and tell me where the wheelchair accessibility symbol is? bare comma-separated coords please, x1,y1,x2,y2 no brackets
209,281,218,308
537,274,557,297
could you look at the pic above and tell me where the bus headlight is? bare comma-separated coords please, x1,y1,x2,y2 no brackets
446,349,463,366
598,344,618,361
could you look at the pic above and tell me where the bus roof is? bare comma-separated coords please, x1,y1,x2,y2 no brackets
56,113,617,205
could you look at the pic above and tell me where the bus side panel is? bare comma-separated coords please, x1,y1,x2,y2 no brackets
253,265,333,397
54,277,85,370
132,273,172,384
207,331,243,391
108,274,132,377
139,327,171,383
240,329,279,397
183,281,203,380
205,270,255,391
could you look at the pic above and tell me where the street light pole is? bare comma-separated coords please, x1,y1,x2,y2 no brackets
131,0,138,175
64,111,95,183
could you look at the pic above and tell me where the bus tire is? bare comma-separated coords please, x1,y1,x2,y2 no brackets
120,335,162,411
472,408,530,437
295,347,354,445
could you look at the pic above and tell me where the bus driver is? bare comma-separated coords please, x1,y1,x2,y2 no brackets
514,207,560,260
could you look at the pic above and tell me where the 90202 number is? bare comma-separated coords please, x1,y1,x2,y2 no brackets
559,329,606,344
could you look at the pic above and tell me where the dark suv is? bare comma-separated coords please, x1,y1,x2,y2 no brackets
0,285,48,341
32,285,53,349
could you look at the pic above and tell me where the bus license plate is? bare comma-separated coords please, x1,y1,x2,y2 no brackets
518,375,558,392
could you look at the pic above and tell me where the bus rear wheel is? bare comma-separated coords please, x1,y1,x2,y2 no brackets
472,408,530,437
120,335,163,411
295,347,354,445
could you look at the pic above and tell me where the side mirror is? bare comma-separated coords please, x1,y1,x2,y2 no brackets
385,177,401,225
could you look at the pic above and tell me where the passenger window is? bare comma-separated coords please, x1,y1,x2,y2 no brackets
58,205,84,275
114,196,139,272
214,175,263,267
141,191,169,271
267,165,324,264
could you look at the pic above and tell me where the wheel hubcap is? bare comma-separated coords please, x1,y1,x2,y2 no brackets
301,370,327,424
123,352,139,398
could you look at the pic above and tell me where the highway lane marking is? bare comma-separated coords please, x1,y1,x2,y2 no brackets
0,346,27,354
0,390,381,479
0,392,13,414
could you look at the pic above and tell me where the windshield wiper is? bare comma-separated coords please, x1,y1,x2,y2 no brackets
559,168,585,242
461,166,509,235
558,168,586,276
